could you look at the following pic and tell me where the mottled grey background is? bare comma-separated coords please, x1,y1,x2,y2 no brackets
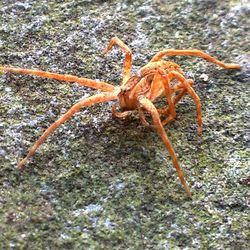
0,0,249,249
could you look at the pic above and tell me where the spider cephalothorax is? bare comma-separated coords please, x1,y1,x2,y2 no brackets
0,37,240,197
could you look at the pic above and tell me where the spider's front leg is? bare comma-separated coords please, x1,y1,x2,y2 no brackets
17,92,118,169
103,37,132,85
0,66,115,92
150,49,241,70
138,96,191,197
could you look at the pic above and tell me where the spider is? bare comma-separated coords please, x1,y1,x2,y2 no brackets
0,37,240,197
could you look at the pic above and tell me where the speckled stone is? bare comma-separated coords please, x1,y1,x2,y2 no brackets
0,0,249,249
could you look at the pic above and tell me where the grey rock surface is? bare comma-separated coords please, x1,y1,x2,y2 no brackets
0,0,249,249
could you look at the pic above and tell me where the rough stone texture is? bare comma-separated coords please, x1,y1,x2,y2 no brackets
0,0,249,249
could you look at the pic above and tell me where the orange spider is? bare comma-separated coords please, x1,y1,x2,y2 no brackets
0,37,240,197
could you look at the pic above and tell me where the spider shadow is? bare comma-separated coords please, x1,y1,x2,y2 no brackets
33,111,193,204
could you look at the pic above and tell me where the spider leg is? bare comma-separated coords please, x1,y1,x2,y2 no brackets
160,79,194,126
138,96,191,197
145,71,177,126
158,90,186,116
172,79,194,105
0,66,115,92
17,92,118,169
148,72,164,101
170,71,202,135
112,103,132,118
138,108,149,126
150,49,241,69
137,72,164,126
160,73,177,125
103,36,132,85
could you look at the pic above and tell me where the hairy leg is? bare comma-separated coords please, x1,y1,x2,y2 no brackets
112,103,132,118
147,72,164,101
160,73,177,125
0,66,115,92
138,96,191,197
170,71,202,135
103,36,132,85
145,71,177,126
138,108,151,126
160,79,194,126
18,92,118,169
150,49,241,69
